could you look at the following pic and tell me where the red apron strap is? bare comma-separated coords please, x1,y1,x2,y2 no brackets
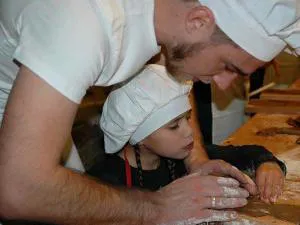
124,148,132,188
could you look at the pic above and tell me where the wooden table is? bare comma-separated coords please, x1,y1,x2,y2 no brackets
222,79,300,225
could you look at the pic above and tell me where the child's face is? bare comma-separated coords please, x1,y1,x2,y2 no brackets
141,111,194,160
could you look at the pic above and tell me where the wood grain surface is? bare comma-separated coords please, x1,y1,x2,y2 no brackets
222,79,300,225
260,89,300,102
245,99,300,115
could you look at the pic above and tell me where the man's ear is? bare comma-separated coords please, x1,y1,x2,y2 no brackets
185,6,215,41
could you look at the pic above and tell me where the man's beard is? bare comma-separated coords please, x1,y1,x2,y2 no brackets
164,41,206,81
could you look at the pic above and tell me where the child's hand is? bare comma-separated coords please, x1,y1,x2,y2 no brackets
255,162,285,204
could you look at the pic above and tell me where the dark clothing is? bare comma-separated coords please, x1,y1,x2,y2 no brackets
249,68,266,99
87,144,286,191
193,69,266,145
206,145,287,178
193,81,213,144
87,154,186,191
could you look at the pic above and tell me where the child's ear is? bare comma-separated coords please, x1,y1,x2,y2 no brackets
138,141,144,147
137,142,150,152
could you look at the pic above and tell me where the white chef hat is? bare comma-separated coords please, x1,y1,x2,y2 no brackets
200,0,300,61
100,64,192,154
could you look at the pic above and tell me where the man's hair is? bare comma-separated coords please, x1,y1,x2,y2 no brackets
170,26,237,61
165,26,238,76
210,26,237,46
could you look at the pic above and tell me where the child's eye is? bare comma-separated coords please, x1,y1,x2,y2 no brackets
168,124,179,130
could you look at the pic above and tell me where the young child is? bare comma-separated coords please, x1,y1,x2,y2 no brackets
87,64,286,203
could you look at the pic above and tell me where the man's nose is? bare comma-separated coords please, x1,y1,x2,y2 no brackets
213,72,238,90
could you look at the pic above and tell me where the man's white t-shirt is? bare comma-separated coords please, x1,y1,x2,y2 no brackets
0,0,160,122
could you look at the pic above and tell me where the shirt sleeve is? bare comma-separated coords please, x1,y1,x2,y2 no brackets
13,0,106,103
206,144,287,176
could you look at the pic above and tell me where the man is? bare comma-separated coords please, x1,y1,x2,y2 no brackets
0,0,299,224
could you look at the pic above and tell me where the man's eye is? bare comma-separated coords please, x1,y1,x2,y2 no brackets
225,66,234,73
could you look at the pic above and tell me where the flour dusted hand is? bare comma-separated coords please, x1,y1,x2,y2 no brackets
152,173,249,225
194,160,258,195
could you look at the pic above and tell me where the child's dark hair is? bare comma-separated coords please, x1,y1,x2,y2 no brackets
133,145,177,188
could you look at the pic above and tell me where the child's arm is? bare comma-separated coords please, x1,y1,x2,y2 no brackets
206,144,286,203
205,144,286,176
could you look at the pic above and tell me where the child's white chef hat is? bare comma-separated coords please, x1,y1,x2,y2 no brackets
200,0,300,61
100,64,192,154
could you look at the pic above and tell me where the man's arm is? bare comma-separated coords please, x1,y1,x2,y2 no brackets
0,66,156,224
0,66,257,225
184,90,209,172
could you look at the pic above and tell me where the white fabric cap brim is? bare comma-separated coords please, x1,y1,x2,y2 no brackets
100,64,192,154
129,95,191,145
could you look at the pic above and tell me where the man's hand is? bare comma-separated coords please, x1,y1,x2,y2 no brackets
255,162,285,204
193,160,258,196
152,173,249,225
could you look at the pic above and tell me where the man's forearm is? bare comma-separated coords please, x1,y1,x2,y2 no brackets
2,166,157,225
0,66,157,225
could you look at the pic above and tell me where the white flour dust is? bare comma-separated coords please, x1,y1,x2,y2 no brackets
276,147,300,201
222,186,244,197
224,218,259,225
160,212,237,225
217,177,239,186
276,147,300,176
